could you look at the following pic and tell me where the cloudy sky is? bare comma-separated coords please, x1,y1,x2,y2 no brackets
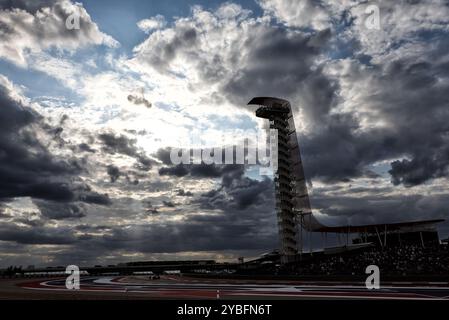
0,0,448,267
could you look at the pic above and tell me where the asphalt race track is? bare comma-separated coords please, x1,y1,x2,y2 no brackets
0,275,448,300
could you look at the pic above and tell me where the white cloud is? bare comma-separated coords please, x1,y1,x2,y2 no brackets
0,73,28,103
137,14,166,33
258,0,332,30
345,0,449,57
257,0,449,57
129,4,274,118
0,0,118,67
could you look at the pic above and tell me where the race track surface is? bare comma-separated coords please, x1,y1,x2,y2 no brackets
1,275,448,300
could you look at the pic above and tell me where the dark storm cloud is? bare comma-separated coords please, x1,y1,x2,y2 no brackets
99,133,139,156
153,147,172,165
146,208,159,214
78,143,96,153
223,28,334,110
125,129,148,136
189,164,225,177
106,165,121,183
43,115,68,148
34,200,86,220
0,79,111,216
159,164,189,177
158,163,245,179
190,163,244,178
141,199,159,214
102,154,278,253
14,215,45,227
98,133,154,171
127,94,152,108
0,0,56,12
162,200,176,208
375,53,449,186
293,34,449,186
157,149,245,179
145,27,198,74
196,175,274,211
389,152,449,187
157,150,268,211
124,174,139,185
83,195,278,253
0,81,74,201
75,224,111,232
134,156,153,171
300,114,383,181
0,82,36,128
312,191,449,226
76,188,111,205
0,223,76,245
176,189,193,197
99,223,276,253
82,162,277,254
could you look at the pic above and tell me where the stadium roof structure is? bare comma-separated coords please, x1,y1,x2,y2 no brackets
314,219,445,234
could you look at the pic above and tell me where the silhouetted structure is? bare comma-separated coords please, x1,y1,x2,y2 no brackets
248,97,445,264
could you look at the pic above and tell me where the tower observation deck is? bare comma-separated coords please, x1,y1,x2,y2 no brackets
248,97,324,263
